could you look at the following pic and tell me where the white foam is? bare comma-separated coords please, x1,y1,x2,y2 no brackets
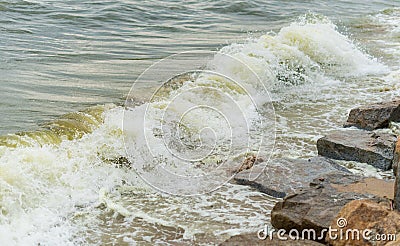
0,13,396,244
0,107,145,245
216,14,388,88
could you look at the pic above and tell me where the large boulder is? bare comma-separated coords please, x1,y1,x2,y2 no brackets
317,129,397,170
219,233,324,245
271,173,388,242
234,157,350,198
326,199,400,246
344,99,400,130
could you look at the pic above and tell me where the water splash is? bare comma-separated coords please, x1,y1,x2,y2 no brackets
0,13,396,245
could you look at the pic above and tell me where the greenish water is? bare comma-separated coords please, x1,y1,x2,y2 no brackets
1,1,400,245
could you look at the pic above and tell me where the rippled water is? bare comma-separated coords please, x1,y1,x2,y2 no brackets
1,0,400,245
0,0,397,133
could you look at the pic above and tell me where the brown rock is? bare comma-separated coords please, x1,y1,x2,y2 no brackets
237,155,257,173
332,177,394,200
326,200,400,246
317,129,397,170
385,234,400,245
219,233,324,245
395,138,400,211
271,173,378,242
344,99,400,130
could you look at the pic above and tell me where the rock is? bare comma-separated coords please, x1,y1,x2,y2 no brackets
386,235,400,246
344,99,400,130
395,138,400,211
107,156,132,169
238,155,256,172
332,177,394,200
236,155,264,173
234,156,350,198
326,199,400,246
219,233,324,245
317,129,397,170
394,137,400,176
271,173,385,242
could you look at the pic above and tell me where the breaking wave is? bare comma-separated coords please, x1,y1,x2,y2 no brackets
0,14,392,245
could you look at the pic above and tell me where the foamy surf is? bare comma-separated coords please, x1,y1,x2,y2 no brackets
0,106,142,245
0,103,276,245
0,13,398,245
217,13,388,90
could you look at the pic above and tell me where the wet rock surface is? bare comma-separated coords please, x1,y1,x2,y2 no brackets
317,129,397,170
393,137,400,175
234,157,350,198
231,99,400,245
395,138,400,211
326,199,400,246
332,177,394,200
270,173,386,242
344,99,400,130
219,233,324,245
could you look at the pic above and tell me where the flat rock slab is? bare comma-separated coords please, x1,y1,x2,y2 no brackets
220,234,324,245
317,129,397,170
234,156,350,198
344,99,400,130
332,177,394,200
271,173,385,242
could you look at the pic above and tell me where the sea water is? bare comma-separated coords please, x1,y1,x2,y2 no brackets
0,0,399,245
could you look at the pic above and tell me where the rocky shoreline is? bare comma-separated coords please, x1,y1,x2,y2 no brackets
221,99,400,245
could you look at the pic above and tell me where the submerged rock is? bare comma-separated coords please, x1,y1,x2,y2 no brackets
326,199,400,246
234,156,350,198
344,99,400,130
219,233,324,245
271,173,388,243
103,156,132,169
317,129,397,170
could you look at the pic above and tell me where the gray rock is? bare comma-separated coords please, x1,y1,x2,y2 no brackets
394,137,400,176
317,129,397,170
271,173,381,242
234,156,350,198
344,99,400,130
395,151,400,211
